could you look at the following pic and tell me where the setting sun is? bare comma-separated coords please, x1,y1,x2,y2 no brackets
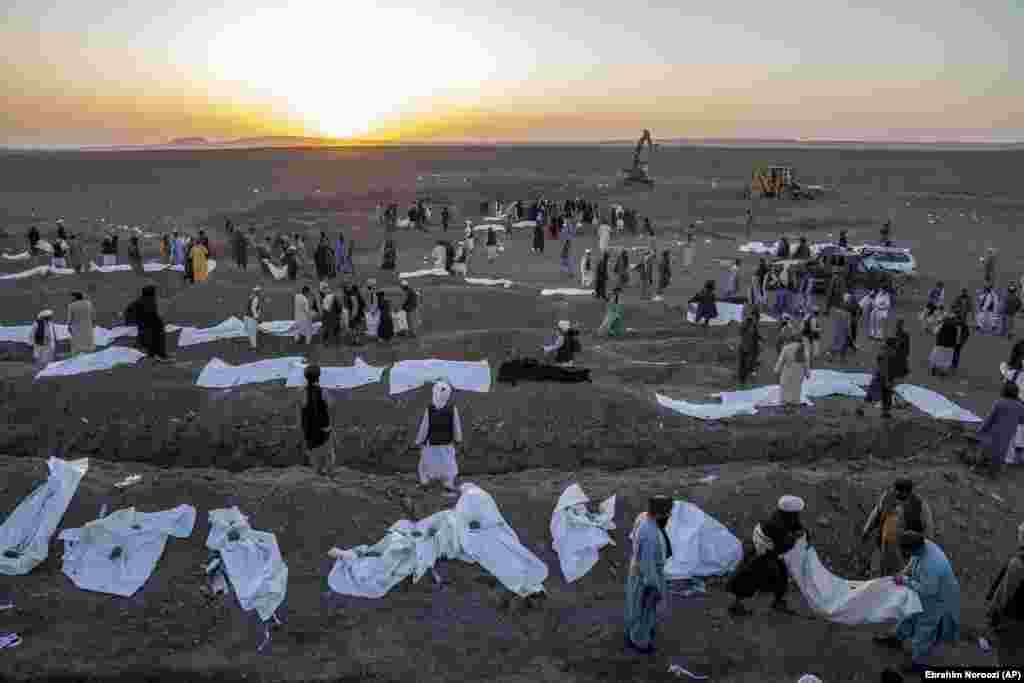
206,2,498,138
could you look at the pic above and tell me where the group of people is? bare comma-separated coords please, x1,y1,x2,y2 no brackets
627,478,1024,674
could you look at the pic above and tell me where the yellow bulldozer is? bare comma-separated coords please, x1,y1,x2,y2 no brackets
749,165,821,199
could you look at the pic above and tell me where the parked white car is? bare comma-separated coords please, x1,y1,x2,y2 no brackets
855,245,917,275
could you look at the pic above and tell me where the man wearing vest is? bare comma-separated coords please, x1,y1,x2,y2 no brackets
244,287,263,349
861,478,934,577
299,364,336,476
988,520,1024,666
413,381,462,494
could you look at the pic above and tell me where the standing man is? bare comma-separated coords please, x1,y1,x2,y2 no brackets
293,285,315,345
299,365,336,476
737,308,763,384
233,227,249,270
413,381,463,494
861,478,934,577
745,207,754,240
400,280,420,338
874,532,960,673
598,221,611,254
624,495,672,654
983,248,998,286
67,291,95,356
441,206,450,231
244,287,263,350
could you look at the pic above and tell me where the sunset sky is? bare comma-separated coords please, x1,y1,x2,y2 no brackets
2,0,1021,146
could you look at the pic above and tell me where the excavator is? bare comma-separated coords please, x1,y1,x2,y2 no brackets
622,129,654,186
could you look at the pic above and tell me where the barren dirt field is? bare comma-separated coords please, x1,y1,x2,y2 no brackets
1,146,1023,682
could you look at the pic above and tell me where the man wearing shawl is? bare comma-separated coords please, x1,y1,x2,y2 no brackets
727,495,806,616
976,382,1024,476
656,250,671,301
190,238,210,283
597,288,625,337
132,285,169,361
987,521,1024,666
861,478,934,577
67,291,95,356
874,531,960,673
299,364,336,476
624,496,672,653
414,381,463,494
336,232,352,275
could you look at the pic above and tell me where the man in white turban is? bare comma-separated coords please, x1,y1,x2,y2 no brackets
413,381,463,494
727,495,806,616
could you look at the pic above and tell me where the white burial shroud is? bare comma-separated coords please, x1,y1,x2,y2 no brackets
541,288,594,296
782,536,923,625
59,504,197,597
285,357,385,389
0,457,90,575
196,356,306,388
662,501,743,580
327,483,547,598
389,359,492,394
206,508,289,622
178,317,322,347
0,323,179,348
686,301,777,326
550,484,616,583
36,347,148,379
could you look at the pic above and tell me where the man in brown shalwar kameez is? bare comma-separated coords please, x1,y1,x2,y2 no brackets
861,478,934,577
67,291,95,355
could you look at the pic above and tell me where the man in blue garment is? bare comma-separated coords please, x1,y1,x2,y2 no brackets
624,495,673,653
873,531,961,673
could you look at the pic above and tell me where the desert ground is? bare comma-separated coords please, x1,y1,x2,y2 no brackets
0,146,1023,682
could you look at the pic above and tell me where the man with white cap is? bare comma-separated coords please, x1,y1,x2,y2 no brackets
413,381,463,494
727,495,807,616
243,287,264,350
453,242,468,277
31,310,57,368
987,520,1024,666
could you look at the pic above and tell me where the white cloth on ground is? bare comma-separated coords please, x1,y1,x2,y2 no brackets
0,265,76,280
206,508,288,621
0,324,176,348
713,370,872,407
285,357,385,389
389,359,492,394
465,278,515,288
656,393,759,421
0,457,89,575
327,510,461,599
259,320,323,337
512,221,537,229
454,483,548,596
399,268,449,279
195,356,305,388
893,384,982,423
58,504,197,597
35,346,146,378
541,288,595,296
781,536,923,624
550,484,616,583
1,251,32,261
686,301,777,326
178,317,247,347
663,500,743,580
